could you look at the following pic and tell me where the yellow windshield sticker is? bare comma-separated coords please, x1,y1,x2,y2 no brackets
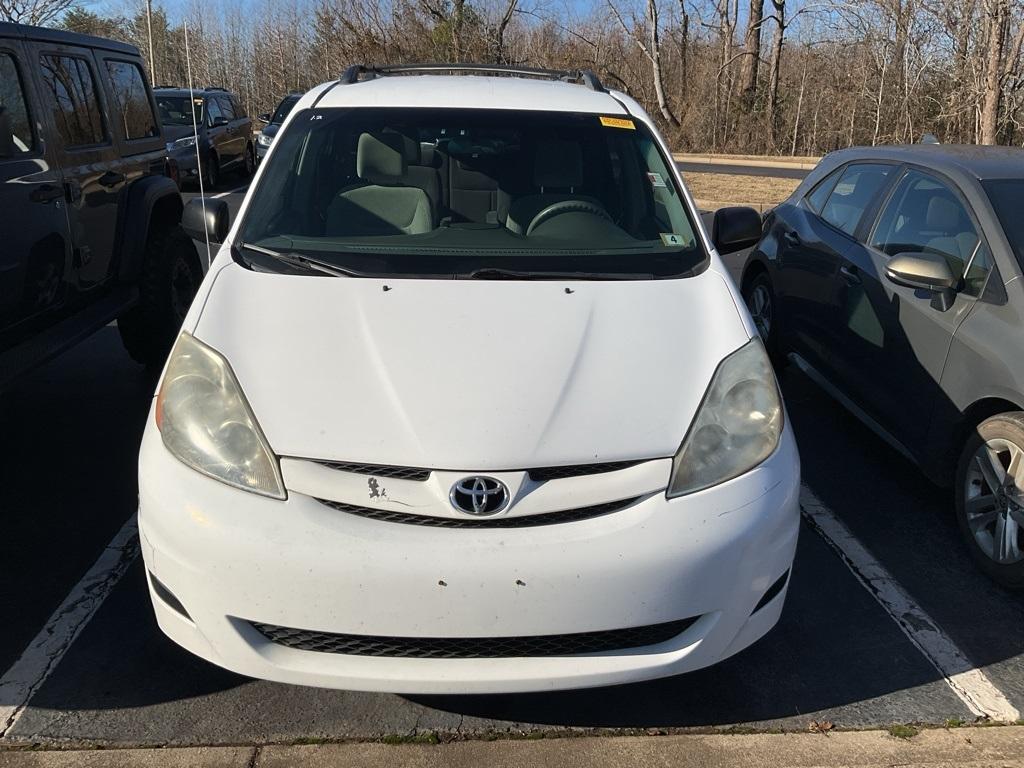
600,116,635,130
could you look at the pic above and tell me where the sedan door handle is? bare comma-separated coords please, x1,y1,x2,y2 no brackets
98,171,126,188
783,231,801,247
840,264,861,284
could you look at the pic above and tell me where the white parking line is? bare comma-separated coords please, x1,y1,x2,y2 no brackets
801,485,1020,722
213,185,247,198
0,515,140,738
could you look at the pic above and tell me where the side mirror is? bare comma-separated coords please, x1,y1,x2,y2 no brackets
212,116,230,127
182,197,230,243
257,113,271,123
711,206,762,255
885,251,958,310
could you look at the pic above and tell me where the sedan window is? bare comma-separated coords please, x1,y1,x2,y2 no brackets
819,163,893,236
871,170,989,295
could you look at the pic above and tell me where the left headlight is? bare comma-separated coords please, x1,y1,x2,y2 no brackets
667,338,783,498
171,134,197,150
257,133,273,147
155,333,285,499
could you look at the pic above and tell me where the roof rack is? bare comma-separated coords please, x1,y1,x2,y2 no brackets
205,86,228,92
338,64,606,93
153,84,181,89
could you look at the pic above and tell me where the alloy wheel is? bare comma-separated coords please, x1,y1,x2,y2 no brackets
964,437,1024,564
747,283,773,341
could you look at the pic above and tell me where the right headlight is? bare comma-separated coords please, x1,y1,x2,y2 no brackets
155,333,285,499
667,338,783,498
257,132,273,147
172,134,197,149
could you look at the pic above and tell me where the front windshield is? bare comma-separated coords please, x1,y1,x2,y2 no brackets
239,107,704,278
156,95,204,127
271,96,299,125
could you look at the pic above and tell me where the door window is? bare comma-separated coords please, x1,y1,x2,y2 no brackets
104,60,158,140
871,169,989,295
0,53,34,157
39,54,107,148
216,96,235,121
206,97,223,126
804,168,840,213
819,163,894,236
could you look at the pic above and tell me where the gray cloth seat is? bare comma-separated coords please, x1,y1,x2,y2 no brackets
506,139,601,235
921,196,978,270
326,132,432,236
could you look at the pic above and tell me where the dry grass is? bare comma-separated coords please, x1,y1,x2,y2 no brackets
681,171,801,208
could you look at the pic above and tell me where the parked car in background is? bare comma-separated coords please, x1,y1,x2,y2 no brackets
139,64,799,694
155,86,254,188
741,145,1024,588
0,22,203,386
255,91,302,163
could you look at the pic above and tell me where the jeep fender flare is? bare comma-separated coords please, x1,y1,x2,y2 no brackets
117,175,183,284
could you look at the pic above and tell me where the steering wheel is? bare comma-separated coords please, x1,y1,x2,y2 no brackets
526,200,612,236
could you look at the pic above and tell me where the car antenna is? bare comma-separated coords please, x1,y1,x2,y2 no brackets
184,21,211,266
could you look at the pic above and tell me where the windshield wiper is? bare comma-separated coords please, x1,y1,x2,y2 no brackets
466,268,653,280
239,244,361,277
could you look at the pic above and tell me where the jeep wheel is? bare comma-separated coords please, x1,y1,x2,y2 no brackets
955,412,1024,590
118,225,202,367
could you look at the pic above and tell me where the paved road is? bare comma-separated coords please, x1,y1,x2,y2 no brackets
2,182,1024,746
676,161,809,179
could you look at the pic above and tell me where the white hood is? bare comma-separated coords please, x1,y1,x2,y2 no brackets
193,263,750,469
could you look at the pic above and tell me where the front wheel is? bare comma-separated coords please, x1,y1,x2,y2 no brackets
118,225,203,367
955,412,1024,590
242,144,255,177
201,152,219,190
742,271,777,355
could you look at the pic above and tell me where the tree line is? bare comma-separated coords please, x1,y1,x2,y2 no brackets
5,0,1024,153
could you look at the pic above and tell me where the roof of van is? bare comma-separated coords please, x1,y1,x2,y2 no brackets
0,21,140,57
309,74,630,116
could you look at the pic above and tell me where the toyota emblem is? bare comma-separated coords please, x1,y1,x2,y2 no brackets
450,476,510,516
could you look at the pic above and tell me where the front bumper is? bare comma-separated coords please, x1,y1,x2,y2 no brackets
255,140,271,161
139,423,800,694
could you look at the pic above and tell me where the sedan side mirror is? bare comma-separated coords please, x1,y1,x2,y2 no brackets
182,197,230,244
257,112,271,123
711,206,763,255
885,251,958,311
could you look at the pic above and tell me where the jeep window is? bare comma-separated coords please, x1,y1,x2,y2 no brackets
0,53,34,156
239,108,704,279
104,60,158,141
157,95,203,127
39,55,107,148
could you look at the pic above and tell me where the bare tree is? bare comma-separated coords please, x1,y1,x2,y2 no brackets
1,0,77,26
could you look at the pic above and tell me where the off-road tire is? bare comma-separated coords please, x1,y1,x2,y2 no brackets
118,225,202,367
955,411,1024,590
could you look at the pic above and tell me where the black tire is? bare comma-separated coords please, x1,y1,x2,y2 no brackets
955,411,1024,590
202,152,219,190
118,225,202,367
741,270,778,359
242,143,255,178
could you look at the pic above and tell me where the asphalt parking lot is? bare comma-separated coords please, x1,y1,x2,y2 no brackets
2,178,1024,748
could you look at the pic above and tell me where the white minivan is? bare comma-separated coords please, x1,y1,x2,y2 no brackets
140,64,801,694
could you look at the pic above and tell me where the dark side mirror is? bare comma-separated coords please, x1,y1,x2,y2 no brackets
885,251,958,310
212,116,230,127
711,206,762,255
257,112,271,123
182,197,230,244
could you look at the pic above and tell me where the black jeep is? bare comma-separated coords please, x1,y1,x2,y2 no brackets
0,22,202,385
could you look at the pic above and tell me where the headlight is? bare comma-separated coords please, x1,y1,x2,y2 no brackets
172,134,197,149
257,133,273,147
667,338,783,498
155,333,285,499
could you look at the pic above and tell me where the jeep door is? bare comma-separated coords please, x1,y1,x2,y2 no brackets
0,40,74,343
31,43,123,294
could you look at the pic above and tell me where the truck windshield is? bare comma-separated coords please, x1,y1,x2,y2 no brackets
238,107,704,279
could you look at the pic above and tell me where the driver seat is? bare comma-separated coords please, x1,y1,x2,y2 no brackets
505,139,601,235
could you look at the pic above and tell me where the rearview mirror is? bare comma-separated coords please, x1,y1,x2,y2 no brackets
711,206,762,255
182,197,230,244
885,251,958,310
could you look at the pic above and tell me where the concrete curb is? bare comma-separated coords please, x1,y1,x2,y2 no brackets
695,198,779,213
674,153,821,170
4,727,1024,767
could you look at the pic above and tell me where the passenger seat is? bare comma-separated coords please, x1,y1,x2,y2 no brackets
326,133,433,236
